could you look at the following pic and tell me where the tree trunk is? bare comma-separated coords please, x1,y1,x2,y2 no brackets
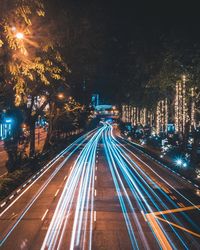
182,121,190,152
4,138,18,172
29,118,36,157
44,102,56,150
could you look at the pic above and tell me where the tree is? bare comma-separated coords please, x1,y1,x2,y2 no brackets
0,0,69,168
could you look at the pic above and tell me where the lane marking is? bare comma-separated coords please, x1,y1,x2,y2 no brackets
9,195,14,200
64,175,67,181
94,189,97,197
0,202,6,208
54,189,60,197
41,209,49,221
95,175,97,181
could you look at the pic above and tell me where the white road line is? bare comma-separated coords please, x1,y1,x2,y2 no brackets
54,189,60,197
41,209,49,221
64,175,67,181
0,202,6,208
95,189,97,196
17,189,21,193
9,195,14,200
95,176,97,181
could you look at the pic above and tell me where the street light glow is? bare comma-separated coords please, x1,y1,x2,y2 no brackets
15,32,24,40
176,159,183,166
57,93,65,100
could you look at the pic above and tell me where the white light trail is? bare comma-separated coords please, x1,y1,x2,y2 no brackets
41,125,106,250
0,129,98,247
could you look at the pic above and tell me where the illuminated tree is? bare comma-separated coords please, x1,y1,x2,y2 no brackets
0,0,69,163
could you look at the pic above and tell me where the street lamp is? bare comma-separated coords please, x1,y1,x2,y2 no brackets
15,32,24,40
57,93,65,100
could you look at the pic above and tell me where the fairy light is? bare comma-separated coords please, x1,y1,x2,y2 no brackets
175,76,188,134
165,98,168,133
156,101,161,134
136,107,140,125
143,108,147,126
122,105,126,122
133,107,137,126
175,82,179,132
161,100,165,132
126,105,128,123
182,76,186,133
131,107,134,126
191,87,195,130
139,109,142,125
128,105,131,123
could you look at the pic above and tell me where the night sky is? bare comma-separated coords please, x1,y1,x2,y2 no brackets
48,0,200,104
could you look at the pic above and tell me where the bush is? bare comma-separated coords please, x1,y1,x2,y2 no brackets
0,169,32,200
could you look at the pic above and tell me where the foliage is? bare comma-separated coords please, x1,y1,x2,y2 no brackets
0,0,68,106
0,0,70,165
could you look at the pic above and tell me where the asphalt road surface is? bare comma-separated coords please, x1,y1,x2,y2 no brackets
0,123,200,249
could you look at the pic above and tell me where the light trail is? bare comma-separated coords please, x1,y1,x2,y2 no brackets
115,133,200,235
103,127,149,250
41,125,106,250
0,128,98,247
103,125,200,249
113,129,199,248
118,135,200,210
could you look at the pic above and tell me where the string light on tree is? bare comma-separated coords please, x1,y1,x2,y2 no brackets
156,99,168,135
190,87,196,130
175,76,188,134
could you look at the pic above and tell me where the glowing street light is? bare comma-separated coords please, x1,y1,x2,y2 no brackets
176,159,183,166
15,32,24,40
57,93,65,100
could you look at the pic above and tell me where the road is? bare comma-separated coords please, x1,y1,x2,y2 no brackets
0,123,200,249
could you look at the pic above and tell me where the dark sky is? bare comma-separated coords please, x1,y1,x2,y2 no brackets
48,0,200,103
